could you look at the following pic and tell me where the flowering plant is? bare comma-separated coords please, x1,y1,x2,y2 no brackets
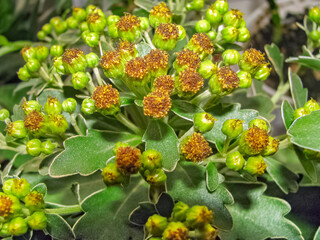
0,0,319,239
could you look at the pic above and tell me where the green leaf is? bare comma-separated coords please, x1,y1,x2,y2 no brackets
134,0,157,11
56,30,80,45
281,100,295,129
135,42,152,57
314,226,320,240
0,84,29,111
265,43,284,80
206,162,219,192
143,120,180,171
155,193,174,217
46,213,75,240
0,41,31,57
289,69,308,109
264,157,299,194
120,93,135,107
129,202,157,226
49,129,142,177
171,100,204,121
219,182,303,240
294,146,317,183
32,183,47,197
204,103,258,152
288,111,320,152
167,162,234,230
286,56,320,71
73,177,149,240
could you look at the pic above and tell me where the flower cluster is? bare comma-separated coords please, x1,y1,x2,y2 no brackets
145,201,217,240
0,179,47,237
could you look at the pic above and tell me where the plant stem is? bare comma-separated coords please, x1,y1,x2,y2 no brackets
168,0,174,11
144,32,155,49
39,67,52,82
204,154,225,163
222,137,231,156
271,82,290,104
53,73,64,88
70,114,83,135
190,89,211,105
45,205,82,215
115,113,143,135
93,67,105,86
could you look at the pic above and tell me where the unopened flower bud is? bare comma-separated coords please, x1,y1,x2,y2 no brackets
140,149,163,171
0,109,10,121
53,57,66,75
62,98,77,113
80,21,90,32
50,17,68,34
304,99,320,113
195,20,211,33
261,136,279,156
206,6,222,24
187,0,204,10
24,191,45,211
41,140,55,155
185,33,214,60
10,179,31,199
237,27,250,42
87,12,107,32
0,223,10,237
73,7,86,21
198,223,217,240
37,31,45,40
107,15,120,26
222,49,240,65
223,9,244,28
81,31,99,47
244,155,267,175
27,211,47,230
116,14,142,42
249,118,268,131
8,217,28,236
253,63,271,81
72,72,90,90
209,66,239,95
153,23,180,51
66,16,79,29
41,23,52,34
18,66,31,81
44,97,62,115
139,17,149,31
181,132,212,162
186,205,213,228
293,107,309,119
309,7,320,25
45,114,69,135
6,120,27,139
222,119,243,139
26,58,41,73
35,46,49,62
237,71,252,88
144,168,167,185
239,126,269,156
221,26,239,43
162,222,188,240
149,2,173,28
213,0,229,15
81,98,96,115
85,52,99,68
198,60,217,79
194,112,216,133
50,45,64,57
62,48,87,74
108,23,119,38
101,163,124,185
171,201,189,222
145,214,168,237
226,151,245,171
21,47,36,62
26,139,42,156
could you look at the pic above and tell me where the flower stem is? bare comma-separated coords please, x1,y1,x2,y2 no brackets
45,205,82,215
115,113,143,135
222,137,231,156
53,73,64,88
70,114,83,135
144,32,155,49
93,67,105,86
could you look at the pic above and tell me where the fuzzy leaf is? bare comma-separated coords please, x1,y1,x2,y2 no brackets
49,129,142,177
129,202,157,226
289,69,308,109
264,157,299,194
287,56,320,71
155,193,174,217
219,182,303,240
46,213,75,240
135,42,152,57
206,162,219,192
73,177,149,240
171,100,204,121
134,0,158,11
204,103,259,152
294,146,317,183
281,100,295,129
167,162,234,230
265,43,284,80
32,183,47,197
143,120,180,171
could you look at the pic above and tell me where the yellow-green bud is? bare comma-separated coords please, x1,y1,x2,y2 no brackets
162,222,189,240
239,126,269,156
253,63,271,81
144,169,167,185
45,114,69,135
244,155,267,175
140,149,163,171
81,98,96,115
185,205,213,228
221,26,239,43
35,46,49,62
53,56,66,75
66,16,79,29
249,118,268,131
223,9,244,28
23,100,42,114
171,201,189,222
41,140,55,155
24,191,45,211
72,72,90,90
6,120,27,139
26,58,41,73
85,52,100,68
10,178,31,199
8,217,28,236
226,151,245,171
41,23,52,34
73,7,86,21
44,97,62,115
304,99,320,113
87,12,107,32
293,107,309,119
237,70,252,88
0,223,10,237
222,119,243,139
27,211,47,230
145,214,168,237
198,223,217,240
309,7,320,25
222,49,240,65
261,136,279,156
62,98,77,113
0,109,10,121
213,0,229,15
50,45,64,57
81,31,99,47
195,20,211,33
237,27,250,42
206,6,222,24
26,139,42,156
18,66,31,81
198,60,217,79
21,47,36,62
194,112,216,133
101,163,124,185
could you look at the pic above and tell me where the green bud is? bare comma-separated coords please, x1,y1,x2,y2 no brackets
195,20,211,33
310,30,320,42
66,16,79,29
81,98,96,115
101,163,124,185
237,27,251,42
206,6,222,24
213,0,229,15
51,17,68,34
108,23,119,38
145,214,168,237
26,139,42,156
72,72,90,90
139,17,149,31
26,58,41,73
239,48,266,73
6,120,27,139
304,99,320,113
177,25,186,41
35,46,49,62
62,98,77,113
171,201,189,222
194,112,216,133
0,109,10,121
222,119,243,139
87,13,107,32
107,15,120,26
249,118,268,131
221,26,239,43
162,222,188,240
50,45,64,57
0,223,10,237
207,30,217,40
8,217,28,236
244,155,267,175
37,30,46,40
309,7,320,25
41,23,52,34
261,136,279,156
21,47,36,62
293,107,309,119
53,57,66,75
222,49,240,65
17,66,31,81
62,48,87,74
198,223,217,240
186,205,213,228
239,126,269,156
44,97,62,115
226,151,245,171
144,169,167,185
188,0,205,10
254,63,271,81
41,140,55,155
24,191,45,211
11,179,31,199
79,21,89,32
45,114,69,135
73,7,86,21
85,52,99,68
223,9,244,27
237,71,252,88
140,149,163,171
27,211,47,230
2,179,14,194
209,66,239,96
198,60,217,79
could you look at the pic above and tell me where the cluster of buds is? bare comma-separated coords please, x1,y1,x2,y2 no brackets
145,201,217,240
101,143,166,186
293,99,320,120
222,118,279,175
0,178,47,237
308,7,320,46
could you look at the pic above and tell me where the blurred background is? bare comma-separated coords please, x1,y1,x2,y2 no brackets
0,0,319,238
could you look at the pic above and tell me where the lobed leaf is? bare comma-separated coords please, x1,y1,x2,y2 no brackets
288,69,308,109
